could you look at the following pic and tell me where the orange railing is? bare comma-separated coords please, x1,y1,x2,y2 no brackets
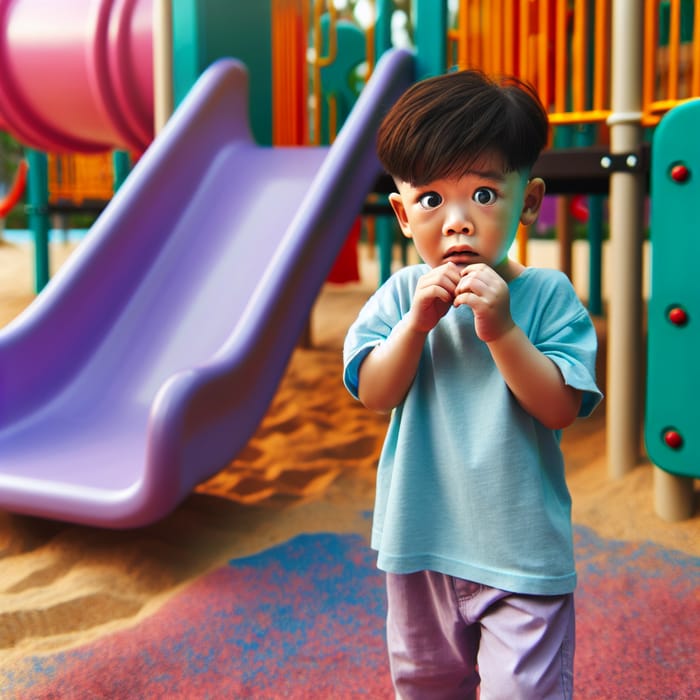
449,0,612,126
643,0,700,124
450,0,700,129
47,153,113,206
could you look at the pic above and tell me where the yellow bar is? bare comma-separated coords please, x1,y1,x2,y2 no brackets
314,1,337,68
549,109,613,125
311,1,338,145
646,96,699,111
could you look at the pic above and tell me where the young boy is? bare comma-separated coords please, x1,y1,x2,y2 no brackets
343,70,602,699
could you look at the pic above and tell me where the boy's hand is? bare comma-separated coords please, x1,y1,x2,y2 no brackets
406,262,461,333
454,263,515,342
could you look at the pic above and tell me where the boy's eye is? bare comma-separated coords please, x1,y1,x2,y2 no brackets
473,187,497,205
418,192,443,209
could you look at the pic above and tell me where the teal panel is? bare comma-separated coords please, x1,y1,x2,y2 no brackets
413,0,446,79
172,0,272,145
172,0,200,107
645,98,700,478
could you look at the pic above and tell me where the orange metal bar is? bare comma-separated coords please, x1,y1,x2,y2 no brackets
519,0,529,82
668,0,681,101
471,0,483,68
538,0,550,106
642,0,658,114
592,0,609,111
491,0,503,75
516,222,529,266
554,0,568,113
503,0,515,74
572,0,587,112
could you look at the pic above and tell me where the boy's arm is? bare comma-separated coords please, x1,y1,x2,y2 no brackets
455,263,582,429
357,319,428,412
486,326,582,429
357,263,461,413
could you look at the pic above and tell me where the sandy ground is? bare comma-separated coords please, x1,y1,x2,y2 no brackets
0,237,697,666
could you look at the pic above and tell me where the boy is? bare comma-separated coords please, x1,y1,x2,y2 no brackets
343,70,602,699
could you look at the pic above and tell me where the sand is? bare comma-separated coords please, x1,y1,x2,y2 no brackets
0,237,697,668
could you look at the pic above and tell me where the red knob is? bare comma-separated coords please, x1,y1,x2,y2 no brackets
670,164,690,182
664,430,683,449
668,307,689,325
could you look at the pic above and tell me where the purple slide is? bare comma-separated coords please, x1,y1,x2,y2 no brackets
0,49,414,528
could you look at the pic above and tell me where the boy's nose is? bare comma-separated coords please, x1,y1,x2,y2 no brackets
443,205,473,236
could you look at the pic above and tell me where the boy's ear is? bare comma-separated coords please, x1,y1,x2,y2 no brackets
389,193,413,239
520,177,546,226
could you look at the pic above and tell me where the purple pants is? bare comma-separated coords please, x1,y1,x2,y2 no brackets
386,571,575,700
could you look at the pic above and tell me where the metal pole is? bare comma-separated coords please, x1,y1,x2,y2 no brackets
606,0,645,477
26,149,50,293
153,0,174,134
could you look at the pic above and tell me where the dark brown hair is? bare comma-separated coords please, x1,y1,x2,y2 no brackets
376,69,549,185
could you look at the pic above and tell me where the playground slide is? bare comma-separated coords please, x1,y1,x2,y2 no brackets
0,49,414,528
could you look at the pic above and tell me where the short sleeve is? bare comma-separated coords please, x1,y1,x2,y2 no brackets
342,267,421,399
516,271,603,417
540,307,603,417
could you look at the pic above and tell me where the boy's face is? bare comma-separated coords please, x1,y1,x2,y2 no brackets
389,153,545,277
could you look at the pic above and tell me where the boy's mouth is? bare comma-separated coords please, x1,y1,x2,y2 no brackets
444,247,478,264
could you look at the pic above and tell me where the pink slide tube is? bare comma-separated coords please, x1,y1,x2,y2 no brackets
0,0,154,153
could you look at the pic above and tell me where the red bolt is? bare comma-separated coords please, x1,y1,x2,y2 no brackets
670,164,690,182
668,307,689,326
664,430,683,449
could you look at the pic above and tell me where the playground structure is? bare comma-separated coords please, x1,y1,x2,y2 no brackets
0,0,697,525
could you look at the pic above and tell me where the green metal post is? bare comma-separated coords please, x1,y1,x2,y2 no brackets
413,0,447,79
25,149,50,292
373,0,415,284
375,0,392,54
374,0,394,284
587,195,604,315
172,0,273,145
112,150,131,192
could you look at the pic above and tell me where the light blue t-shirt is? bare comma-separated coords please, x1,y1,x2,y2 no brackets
343,265,602,595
